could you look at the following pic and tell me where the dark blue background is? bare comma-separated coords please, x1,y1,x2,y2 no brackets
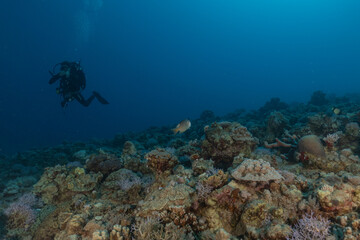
1,0,360,153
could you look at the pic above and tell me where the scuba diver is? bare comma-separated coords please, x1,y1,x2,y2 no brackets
49,61,109,108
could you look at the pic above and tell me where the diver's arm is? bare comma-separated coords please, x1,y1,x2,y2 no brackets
49,72,61,84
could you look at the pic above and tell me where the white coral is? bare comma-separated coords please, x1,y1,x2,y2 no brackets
231,159,283,182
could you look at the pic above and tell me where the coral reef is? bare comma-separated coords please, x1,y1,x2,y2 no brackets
4,91,360,239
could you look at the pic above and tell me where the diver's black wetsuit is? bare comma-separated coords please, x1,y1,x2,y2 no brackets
49,61,109,107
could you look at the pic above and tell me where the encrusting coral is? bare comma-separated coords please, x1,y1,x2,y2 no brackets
231,158,283,183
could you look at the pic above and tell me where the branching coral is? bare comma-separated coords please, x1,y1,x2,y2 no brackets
323,133,340,150
286,211,331,240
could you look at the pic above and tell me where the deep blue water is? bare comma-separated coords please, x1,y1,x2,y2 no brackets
1,0,360,153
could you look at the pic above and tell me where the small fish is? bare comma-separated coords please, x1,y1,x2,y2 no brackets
172,119,191,134
332,107,341,115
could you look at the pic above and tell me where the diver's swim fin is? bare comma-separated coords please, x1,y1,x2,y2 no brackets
93,91,109,104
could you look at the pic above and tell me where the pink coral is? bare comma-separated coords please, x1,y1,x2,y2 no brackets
195,182,213,201
323,133,340,149
287,212,331,240
4,193,37,229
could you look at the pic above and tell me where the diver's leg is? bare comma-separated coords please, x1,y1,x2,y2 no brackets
74,93,95,107
61,100,67,108
93,91,109,104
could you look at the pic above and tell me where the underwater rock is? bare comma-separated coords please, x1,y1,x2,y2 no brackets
258,97,288,115
316,183,354,215
32,203,72,240
83,220,107,239
146,138,158,148
85,153,122,175
200,204,236,234
121,141,151,174
66,161,83,169
202,121,258,168
345,122,360,137
239,199,270,238
121,141,137,156
137,183,194,218
309,90,329,106
1,176,36,198
101,168,143,204
33,165,102,204
269,183,303,221
176,142,201,160
200,110,216,121
266,224,292,240
192,158,214,176
300,148,360,172
198,169,229,190
307,114,341,135
65,214,86,235
266,111,289,138
339,123,360,152
73,150,88,161
145,148,179,176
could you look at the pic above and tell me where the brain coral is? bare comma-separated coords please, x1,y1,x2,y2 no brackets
231,158,283,182
202,122,258,168
298,135,325,158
